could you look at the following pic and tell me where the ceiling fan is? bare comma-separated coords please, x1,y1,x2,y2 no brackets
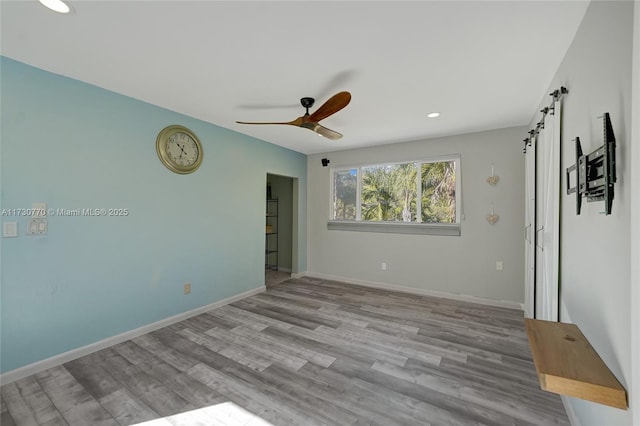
236,91,351,140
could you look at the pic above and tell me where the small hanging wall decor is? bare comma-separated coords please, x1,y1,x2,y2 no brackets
486,202,499,225
486,163,499,186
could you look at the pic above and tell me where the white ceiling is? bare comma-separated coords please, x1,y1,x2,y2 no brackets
1,1,589,154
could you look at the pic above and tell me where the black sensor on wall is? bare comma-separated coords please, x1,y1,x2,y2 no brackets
321,158,330,167
566,112,617,215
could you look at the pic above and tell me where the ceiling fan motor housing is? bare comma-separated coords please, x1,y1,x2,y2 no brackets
300,97,315,110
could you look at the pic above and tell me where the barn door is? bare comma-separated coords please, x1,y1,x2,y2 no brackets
533,100,561,321
524,136,536,318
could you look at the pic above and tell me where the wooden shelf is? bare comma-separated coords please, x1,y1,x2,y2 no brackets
524,318,627,410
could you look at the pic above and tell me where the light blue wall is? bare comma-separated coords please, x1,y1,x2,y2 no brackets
0,57,307,373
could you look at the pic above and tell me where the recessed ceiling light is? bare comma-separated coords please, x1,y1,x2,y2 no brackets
427,112,440,118
38,0,70,14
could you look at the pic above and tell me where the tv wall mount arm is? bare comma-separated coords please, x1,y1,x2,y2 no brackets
566,112,616,215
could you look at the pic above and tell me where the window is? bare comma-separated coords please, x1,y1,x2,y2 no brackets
361,163,418,222
420,160,457,223
329,156,461,236
333,169,357,220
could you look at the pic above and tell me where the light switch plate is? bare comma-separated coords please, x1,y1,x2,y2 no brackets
3,222,18,237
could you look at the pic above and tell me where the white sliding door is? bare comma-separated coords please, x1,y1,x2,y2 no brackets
524,136,536,318
534,101,561,321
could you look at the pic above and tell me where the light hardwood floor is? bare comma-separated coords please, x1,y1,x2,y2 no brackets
265,270,291,288
1,277,569,425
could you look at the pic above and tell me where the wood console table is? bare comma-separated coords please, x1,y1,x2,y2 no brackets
524,318,627,410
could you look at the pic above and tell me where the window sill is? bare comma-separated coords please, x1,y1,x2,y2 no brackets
327,220,461,236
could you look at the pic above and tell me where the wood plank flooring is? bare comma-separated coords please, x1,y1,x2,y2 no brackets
1,277,570,425
265,270,291,288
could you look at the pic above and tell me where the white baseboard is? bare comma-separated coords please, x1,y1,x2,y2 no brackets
290,271,306,279
561,396,581,426
301,272,523,311
0,286,266,385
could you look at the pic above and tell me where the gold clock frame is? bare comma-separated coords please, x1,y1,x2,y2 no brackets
156,125,203,174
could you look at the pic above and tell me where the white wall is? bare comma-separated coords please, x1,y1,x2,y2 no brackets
630,1,639,424
532,2,634,424
307,126,526,304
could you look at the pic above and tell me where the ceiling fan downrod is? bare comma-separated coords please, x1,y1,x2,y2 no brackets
300,97,315,115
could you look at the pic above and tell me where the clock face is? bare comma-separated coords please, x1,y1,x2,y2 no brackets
165,132,199,167
156,125,203,174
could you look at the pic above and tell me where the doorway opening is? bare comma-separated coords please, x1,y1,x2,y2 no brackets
265,173,297,287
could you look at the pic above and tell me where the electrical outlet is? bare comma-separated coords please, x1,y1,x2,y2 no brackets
381,262,387,271
496,261,503,271
27,218,47,235
183,283,191,294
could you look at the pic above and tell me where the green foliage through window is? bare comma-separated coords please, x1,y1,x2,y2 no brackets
421,161,456,223
361,163,417,221
333,169,357,220
331,158,458,223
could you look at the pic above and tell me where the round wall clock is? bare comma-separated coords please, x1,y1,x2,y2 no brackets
156,125,203,174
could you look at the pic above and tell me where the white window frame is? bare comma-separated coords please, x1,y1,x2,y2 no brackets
328,154,462,236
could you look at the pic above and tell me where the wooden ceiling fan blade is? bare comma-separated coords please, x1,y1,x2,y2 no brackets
301,122,343,140
315,125,343,140
308,91,351,122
